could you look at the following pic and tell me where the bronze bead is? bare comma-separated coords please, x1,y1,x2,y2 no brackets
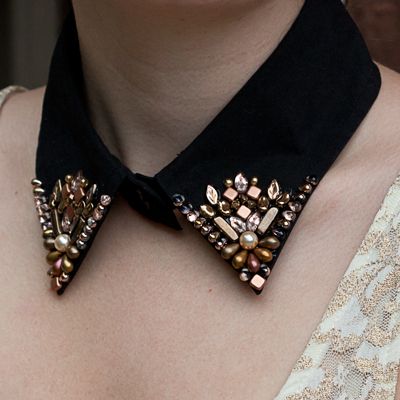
61,255,74,273
299,183,313,193
224,178,233,188
232,250,248,269
258,236,280,250
42,229,54,239
258,196,269,211
200,204,216,218
43,238,55,250
254,248,273,263
250,177,258,186
221,243,240,260
66,245,80,259
218,200,231,216
276,192,290,206
46,251,62,265
231,199,241,210
65,174,73,183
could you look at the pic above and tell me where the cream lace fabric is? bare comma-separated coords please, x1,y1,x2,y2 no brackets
277,174,400,399
0,85,27,109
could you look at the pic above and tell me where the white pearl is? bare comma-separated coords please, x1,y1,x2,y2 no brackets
54,234,71,252
239,231,258,250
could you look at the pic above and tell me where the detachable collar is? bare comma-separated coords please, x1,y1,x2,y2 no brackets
34,0,380,295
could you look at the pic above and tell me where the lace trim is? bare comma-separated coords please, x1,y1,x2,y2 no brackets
276,174,400,399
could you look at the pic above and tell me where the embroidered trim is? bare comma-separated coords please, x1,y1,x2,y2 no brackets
173,172,318,294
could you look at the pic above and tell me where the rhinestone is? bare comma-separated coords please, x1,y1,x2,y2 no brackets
172,193,185,207
246,212,261,232
187,211,199,223
305,175,319,186
100,195,112,206
206,185,219,205
179,203,193,215
229,216,247,233
282,210,296,221
234,172,249,193
267,179,281,200
288,201,302,212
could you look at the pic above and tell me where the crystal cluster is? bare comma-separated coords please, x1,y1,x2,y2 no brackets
173,173,318,294
31,171,111,293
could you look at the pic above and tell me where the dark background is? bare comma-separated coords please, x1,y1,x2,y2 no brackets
0,0,399,89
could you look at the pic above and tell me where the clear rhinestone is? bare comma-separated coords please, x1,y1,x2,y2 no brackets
267,179,281,200
100,195,112,206
187,211,199,223
229,216,246,233
234,173,249,193
246,212,261,232
201,225,212,235
282,210,296,221
206,185,219,206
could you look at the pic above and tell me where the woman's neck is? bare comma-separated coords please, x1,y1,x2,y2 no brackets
73,0,304,175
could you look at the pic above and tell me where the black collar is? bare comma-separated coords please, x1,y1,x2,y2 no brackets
34,0,380,294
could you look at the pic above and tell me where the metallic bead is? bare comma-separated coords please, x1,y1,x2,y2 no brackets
59,272,70,283
249,274,266,291
194,217,205,229
65,174,73,183
305,175,319,186
46,251,62,265
259,265,271,278
93,208,103,221
231,199,241,210
54,234,71,252
218,200,231,216
43,237,55,250
224,178,233,188
172,194,185,207
215,237,228,251
234,172,249,193
187,211,199,223
31,178,42,187
201,225,212,235
179,203,193,215
51,276,62,291
294,193,307,203
232,250,248,270
61,255,74,273
239,269,251,282
206,185,219,205
200,204,216,218
76,240,87,250
259,236,280,250
247,253,261,273
48,257,62,277
267,179,281,200
229,216,247,233
66,245,80,259
79,232,90,242
276,192,290,206
258,196,269,211
282,210,296,221
208,231,220,243
100,194,111,206
279,219,291,229
236,205,251,220
272,227,286,239
87,217,97,227
221,243,240,260
246,200,257,209
42,229,54,239
239,231,259,250
299,183,313,194
33,187,45,196
254,248,273,263
288,201,302,212
250,177,258,186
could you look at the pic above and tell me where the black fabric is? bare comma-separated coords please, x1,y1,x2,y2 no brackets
37,0,380,231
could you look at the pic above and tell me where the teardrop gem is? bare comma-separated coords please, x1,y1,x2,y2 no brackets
234,173,249,193
267,179,281,200
229,216,247,233
206,185,219,205
246,212,261,232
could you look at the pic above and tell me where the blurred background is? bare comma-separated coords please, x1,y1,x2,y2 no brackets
0,0,399,89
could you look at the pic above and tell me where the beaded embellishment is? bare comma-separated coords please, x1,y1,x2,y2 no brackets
173,173,318,294
31,171,111,293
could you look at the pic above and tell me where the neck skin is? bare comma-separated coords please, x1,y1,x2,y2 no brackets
72,0,304,176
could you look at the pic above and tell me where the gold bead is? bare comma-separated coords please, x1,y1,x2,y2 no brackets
42,229,54,239
232,250,248,269
46,251,62,265
254,248,273,263
200,204,216,218
43,238,55,250
224,178,233,188
31,178,42,186
258,196,269,211
66,245,80,259
221,243,240,260
258,236,280,250
276,192,290,206
299,183,313,194
250,177,258,186
33,187,45,195
65,174,73,183
218,200,231,216
61,255,74,273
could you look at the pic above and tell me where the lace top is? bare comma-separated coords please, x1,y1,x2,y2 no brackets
277,173,400,399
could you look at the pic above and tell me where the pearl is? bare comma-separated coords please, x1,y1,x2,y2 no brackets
239,231,258,250
54,234,71,252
